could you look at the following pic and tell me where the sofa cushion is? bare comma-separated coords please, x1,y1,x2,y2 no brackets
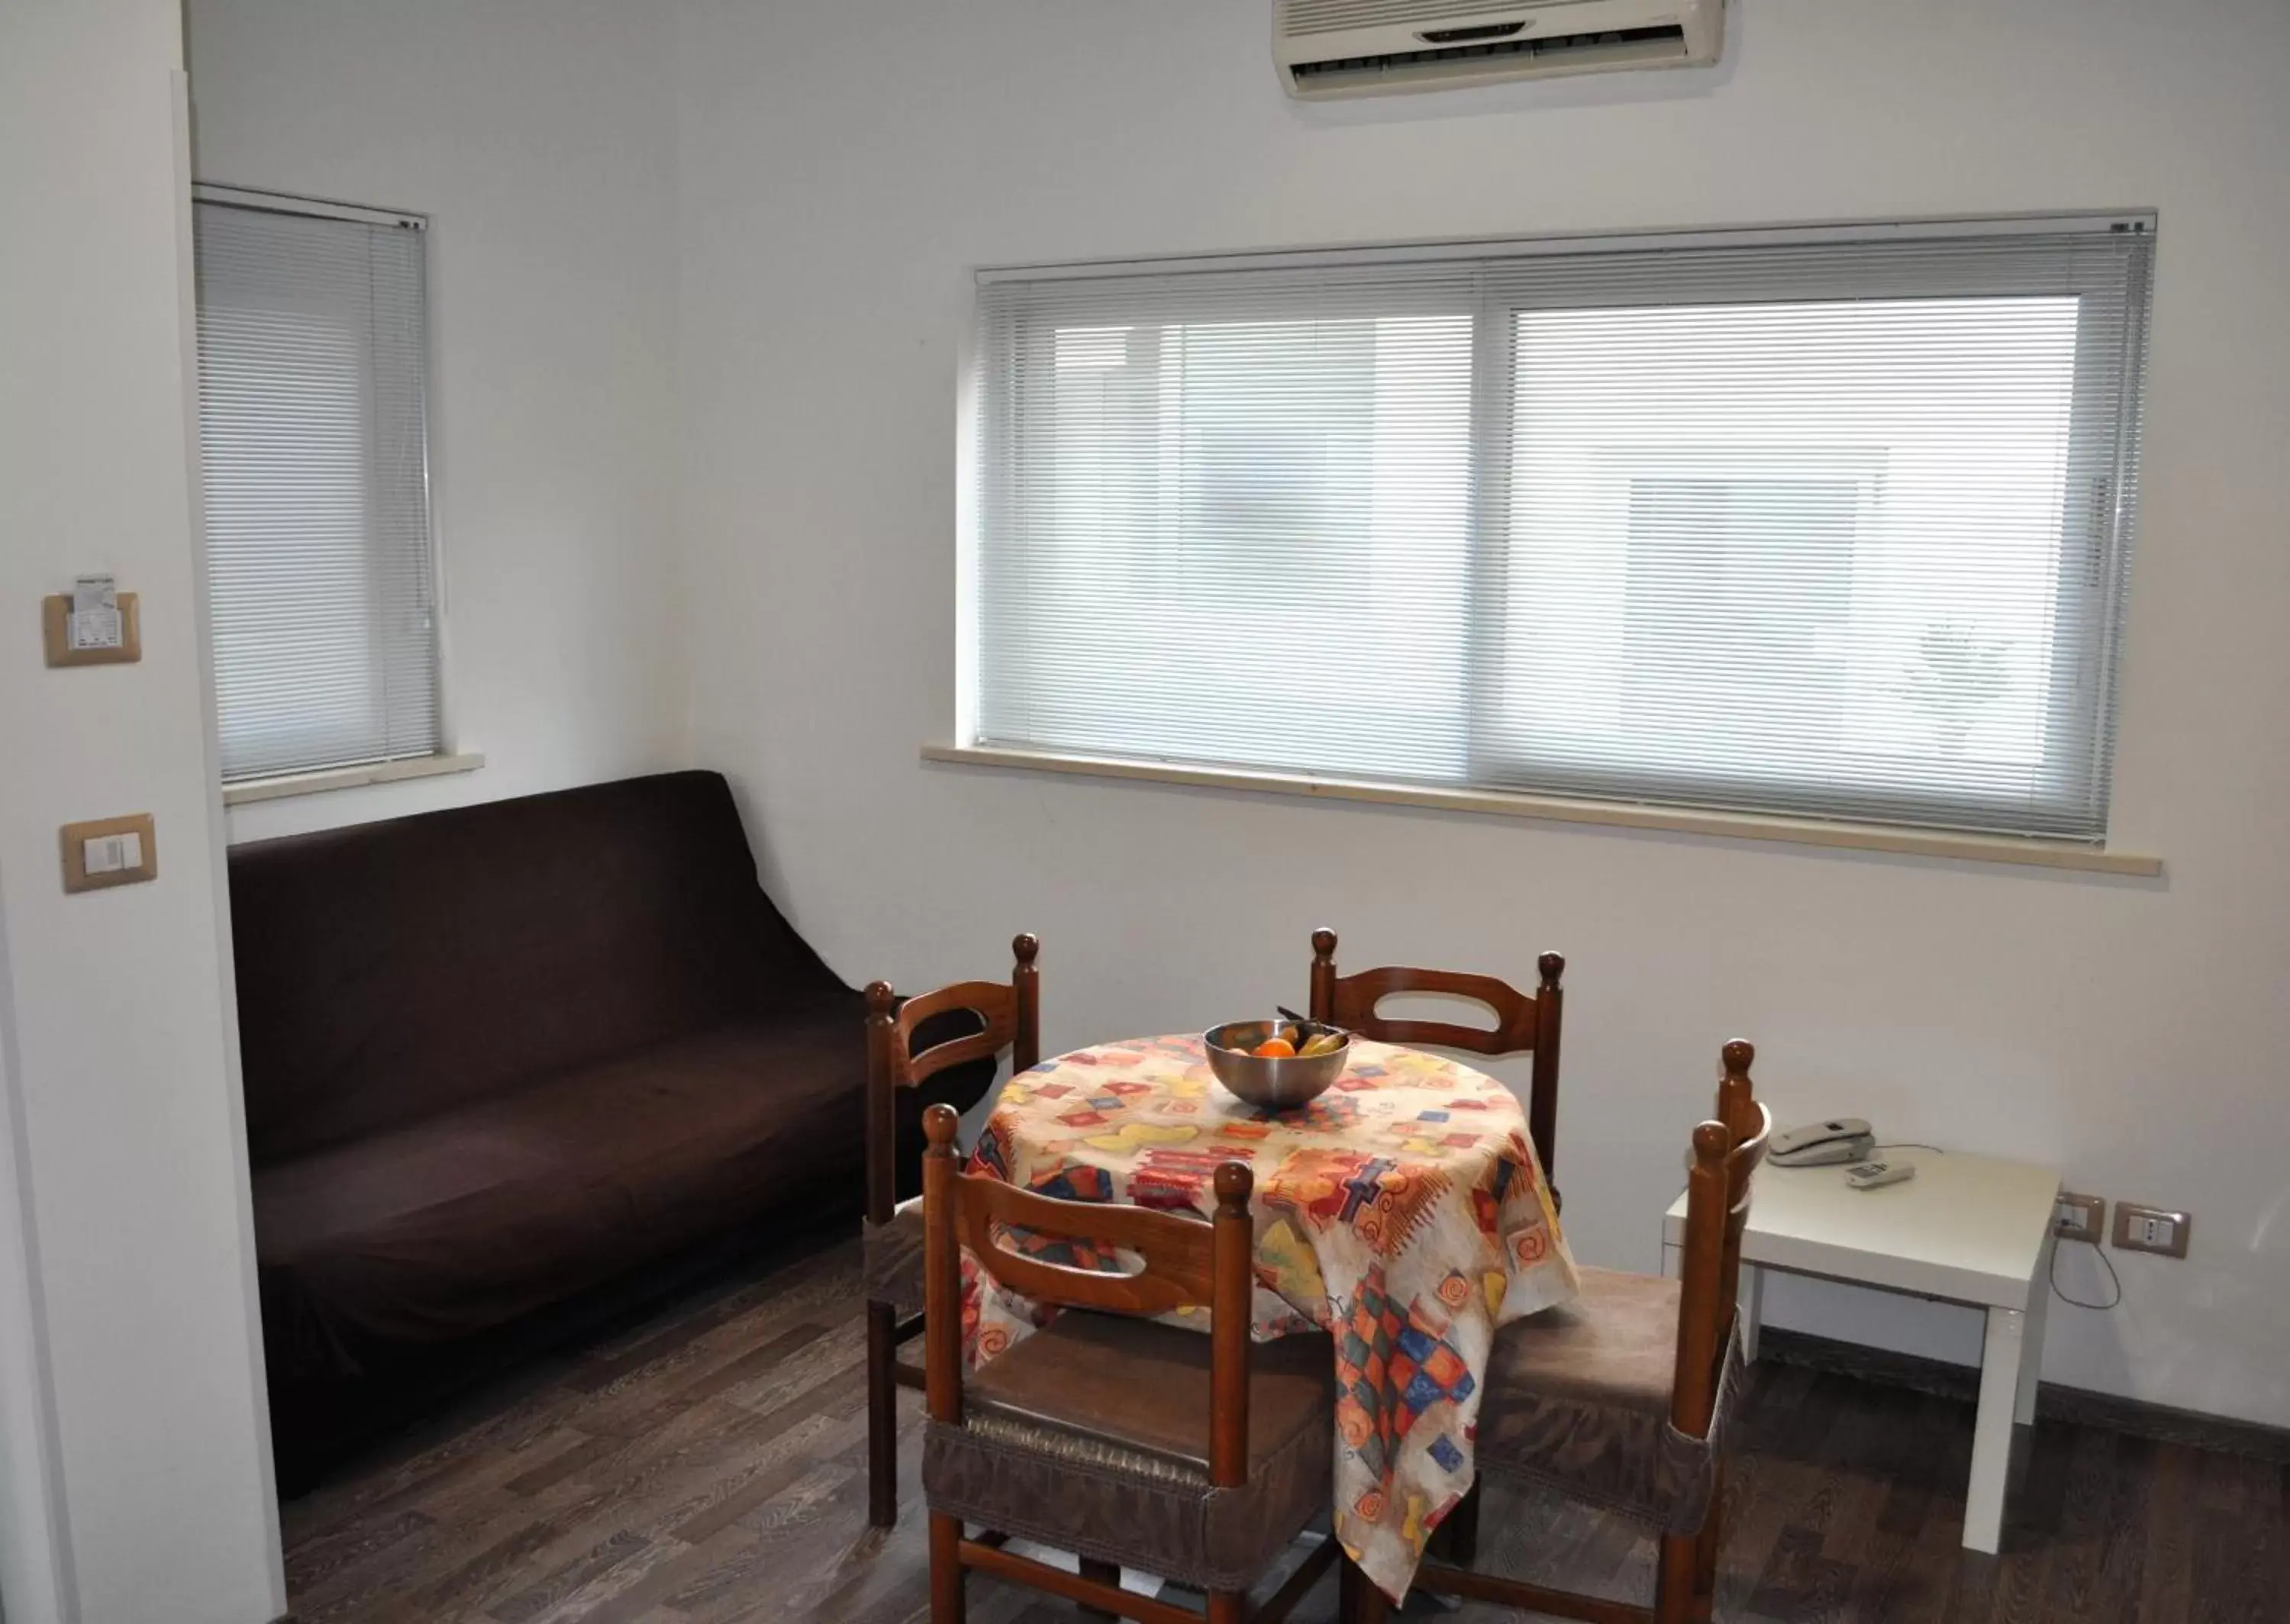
254,1006,861,1382
922,1311,1334,1593
1472,1265,1742,1534
231,772,847,1162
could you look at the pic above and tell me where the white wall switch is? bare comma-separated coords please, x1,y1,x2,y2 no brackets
81,831,143,875
60,814,156,893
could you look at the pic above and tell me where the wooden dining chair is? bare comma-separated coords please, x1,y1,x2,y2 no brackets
1311,927,1573,1580
863,933,1040,1529
1368,1041,1774,1624
1308,927,1566,1183
917,1104,1340,1624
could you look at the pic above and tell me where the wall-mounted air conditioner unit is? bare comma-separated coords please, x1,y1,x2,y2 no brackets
1275,0,1724,99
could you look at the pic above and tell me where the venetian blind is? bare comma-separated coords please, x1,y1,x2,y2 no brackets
972,217,2152,841
195,195,440,782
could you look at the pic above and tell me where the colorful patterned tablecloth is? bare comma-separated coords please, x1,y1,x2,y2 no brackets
963,1034,1580,1603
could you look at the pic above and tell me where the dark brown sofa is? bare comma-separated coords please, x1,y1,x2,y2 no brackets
231,772,866,1483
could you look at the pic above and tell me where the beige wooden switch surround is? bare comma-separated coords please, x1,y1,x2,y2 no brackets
42,591,141,666
60,813,157,893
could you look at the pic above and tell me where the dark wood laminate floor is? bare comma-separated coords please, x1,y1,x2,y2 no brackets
280,1239,2286,1623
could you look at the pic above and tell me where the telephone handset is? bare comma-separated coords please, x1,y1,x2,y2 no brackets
1769,1117,1877,1167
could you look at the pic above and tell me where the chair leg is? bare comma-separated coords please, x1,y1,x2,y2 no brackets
866,1300,899,1529
1078,1556,1121,1621
1341,1554,1389,1624
1434,1482,1481,1565
1656,1530,1698,1624
929,1513,966,1622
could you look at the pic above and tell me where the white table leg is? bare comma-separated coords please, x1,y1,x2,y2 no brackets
2014,1251,2050,1426
1661,1239,1682,1281
1965,1303,2026,1553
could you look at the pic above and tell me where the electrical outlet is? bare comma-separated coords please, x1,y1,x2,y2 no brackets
2113,1202,2191,1258
2053,1191,2105,1243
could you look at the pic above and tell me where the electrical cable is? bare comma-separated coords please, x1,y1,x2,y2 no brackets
2050,1236,2123,1310
1872,1142,1945,1155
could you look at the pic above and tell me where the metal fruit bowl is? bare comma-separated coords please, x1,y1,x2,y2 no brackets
1203,1020,1351,1110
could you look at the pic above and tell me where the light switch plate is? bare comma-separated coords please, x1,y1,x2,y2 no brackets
60,814,156,893
42,591,141,667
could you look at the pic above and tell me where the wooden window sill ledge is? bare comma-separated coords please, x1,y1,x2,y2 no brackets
222,751,485,806
920,744,2163,878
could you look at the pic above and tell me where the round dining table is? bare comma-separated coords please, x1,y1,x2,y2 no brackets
962,1032,1581,1603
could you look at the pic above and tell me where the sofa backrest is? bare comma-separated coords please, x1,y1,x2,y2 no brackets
229,772,847,1164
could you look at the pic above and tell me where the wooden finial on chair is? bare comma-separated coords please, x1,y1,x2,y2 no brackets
864,981,901,1223
1213,1160,1254,1216
1690,1119,1728,1169
1011,933,1041,1072
1717,1039,1756,1144
1537,951,1566,990
924,1102,960,1155
1308,930,1340,1026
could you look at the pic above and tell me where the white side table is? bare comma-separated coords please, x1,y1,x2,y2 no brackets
1661,1149,2059,1554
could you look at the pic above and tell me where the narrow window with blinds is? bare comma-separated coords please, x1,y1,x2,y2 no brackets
194,192,442,783
971,217,2153,842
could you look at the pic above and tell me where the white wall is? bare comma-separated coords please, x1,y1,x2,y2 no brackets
673,0,2290,1426
0,938,71,1624
184,0,687,843
0,3,285,1620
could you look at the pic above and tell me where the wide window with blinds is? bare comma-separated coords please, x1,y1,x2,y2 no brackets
194,190,441,783
971,218,2153,841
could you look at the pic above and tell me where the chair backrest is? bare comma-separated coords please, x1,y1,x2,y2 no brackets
864,933,1040,1225
919,1104,1259,1487
1669,1039,1772,1443
1308,927,1567,1181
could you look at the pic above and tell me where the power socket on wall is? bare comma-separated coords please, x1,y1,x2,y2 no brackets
2114,1202,2192,1258
2053,1191,2105,1244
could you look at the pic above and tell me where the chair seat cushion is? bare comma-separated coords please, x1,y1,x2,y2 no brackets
923,1311,1335,1592
863,1199,926,1316
1474,1266,1742,1535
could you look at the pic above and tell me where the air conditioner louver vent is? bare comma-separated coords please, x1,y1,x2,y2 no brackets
1275,0,1721,97
1282,0,1567,37
1290,23,1689,85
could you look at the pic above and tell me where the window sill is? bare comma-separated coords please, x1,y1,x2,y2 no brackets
221,751,485,807
921,743,2163,878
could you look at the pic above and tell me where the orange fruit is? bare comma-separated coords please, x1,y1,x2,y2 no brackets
1253,1037,1297,1058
